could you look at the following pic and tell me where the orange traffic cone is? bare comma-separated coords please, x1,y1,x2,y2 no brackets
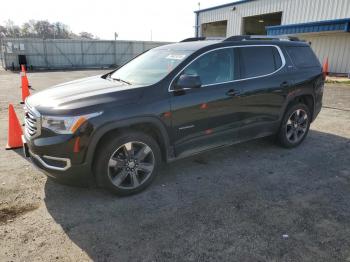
322,57,329,78
20,65,31,88
6,104,23,150
20,66,30,104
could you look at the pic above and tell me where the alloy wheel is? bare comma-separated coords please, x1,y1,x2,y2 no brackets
107,141,155,189
285,109,309,144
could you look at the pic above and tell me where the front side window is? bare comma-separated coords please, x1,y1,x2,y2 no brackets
182,48,235,86
110,49,192,85
239,46,283,79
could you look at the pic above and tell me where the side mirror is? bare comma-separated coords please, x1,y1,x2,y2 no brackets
174,74,202,90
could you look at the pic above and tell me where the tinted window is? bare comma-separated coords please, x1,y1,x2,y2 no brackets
111,49,192,85
273,47,283,69
286,46,320,68
182,48,235,85
239,46,282,78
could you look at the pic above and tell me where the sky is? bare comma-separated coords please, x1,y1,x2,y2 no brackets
0,0,234,42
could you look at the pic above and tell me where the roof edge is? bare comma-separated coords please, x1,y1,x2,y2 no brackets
266,18,350,35
194,0,256,14
266,18,350,29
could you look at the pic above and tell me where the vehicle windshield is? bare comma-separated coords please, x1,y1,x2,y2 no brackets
110,48,193,85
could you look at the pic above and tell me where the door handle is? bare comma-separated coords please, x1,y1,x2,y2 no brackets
226,89,240,97
280,81,290,88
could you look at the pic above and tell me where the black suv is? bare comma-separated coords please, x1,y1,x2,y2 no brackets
23,35,324,195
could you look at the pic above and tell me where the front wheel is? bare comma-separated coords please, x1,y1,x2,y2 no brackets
277,103,311,148
95,131,161,196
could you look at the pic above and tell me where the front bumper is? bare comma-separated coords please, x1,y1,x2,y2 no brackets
30,150,72,171
23,135,94,186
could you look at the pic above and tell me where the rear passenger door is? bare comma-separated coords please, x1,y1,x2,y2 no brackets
234,45,290,139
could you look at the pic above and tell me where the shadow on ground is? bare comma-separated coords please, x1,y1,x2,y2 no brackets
44,130,350,261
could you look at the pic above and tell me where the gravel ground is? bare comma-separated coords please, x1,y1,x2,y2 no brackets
0,70,349,261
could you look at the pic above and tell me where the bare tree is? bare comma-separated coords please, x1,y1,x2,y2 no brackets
0,20,98,39
0,25,7,38
5,20,21,37
22,20,36,38
79,31,95,39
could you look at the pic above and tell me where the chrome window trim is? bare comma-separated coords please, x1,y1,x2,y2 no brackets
29,150,72,171
178,125,195,130
168,45,286,92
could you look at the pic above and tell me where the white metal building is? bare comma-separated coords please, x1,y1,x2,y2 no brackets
195,0,350,74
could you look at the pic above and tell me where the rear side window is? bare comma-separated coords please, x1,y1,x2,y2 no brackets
285,46,320,68
239,46,283,78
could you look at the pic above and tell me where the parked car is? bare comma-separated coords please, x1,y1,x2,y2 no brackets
23,35,324,195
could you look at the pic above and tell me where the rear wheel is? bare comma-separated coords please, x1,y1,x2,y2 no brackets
95,131,161,196
278,103,311,148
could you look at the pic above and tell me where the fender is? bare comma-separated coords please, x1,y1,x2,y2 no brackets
85,116,171,167
280,86,316,121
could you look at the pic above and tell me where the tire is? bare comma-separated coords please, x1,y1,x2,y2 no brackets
277,102,311,148
94,131,161,196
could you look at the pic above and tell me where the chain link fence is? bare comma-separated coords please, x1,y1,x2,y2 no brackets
0,38,171,70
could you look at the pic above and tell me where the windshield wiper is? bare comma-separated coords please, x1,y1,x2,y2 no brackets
111,77,131,85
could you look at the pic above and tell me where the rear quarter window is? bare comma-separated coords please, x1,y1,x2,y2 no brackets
285,46,321,68
239,46,283,79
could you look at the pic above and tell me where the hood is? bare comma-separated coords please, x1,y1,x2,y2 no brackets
27,75,143,113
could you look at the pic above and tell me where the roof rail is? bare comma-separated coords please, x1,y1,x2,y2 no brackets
180,36,225,42
180,37,206,42
224,35,301,42
180,35,301,43
223,35,251,41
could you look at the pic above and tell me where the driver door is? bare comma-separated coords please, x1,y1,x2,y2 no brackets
169,47,240,157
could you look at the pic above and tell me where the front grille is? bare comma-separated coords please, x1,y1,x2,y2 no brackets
24,102,41,139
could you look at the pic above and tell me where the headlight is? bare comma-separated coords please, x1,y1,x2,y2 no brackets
41,112,102,134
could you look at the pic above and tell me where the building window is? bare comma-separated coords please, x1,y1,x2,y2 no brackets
243,12,282,35
201,20,227,38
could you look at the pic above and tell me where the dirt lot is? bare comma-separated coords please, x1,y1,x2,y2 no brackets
0,69,349,261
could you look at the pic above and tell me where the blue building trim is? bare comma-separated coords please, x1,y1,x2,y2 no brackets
266,18,350,35
194,0,256,13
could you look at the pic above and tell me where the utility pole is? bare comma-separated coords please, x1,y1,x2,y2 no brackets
195,2,201,37
150,30,152,41
114,32,118,41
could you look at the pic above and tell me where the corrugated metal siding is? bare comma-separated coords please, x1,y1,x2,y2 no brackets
197,0,350,73
1,39,171,70
302,33,350,73
198,0,350,35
